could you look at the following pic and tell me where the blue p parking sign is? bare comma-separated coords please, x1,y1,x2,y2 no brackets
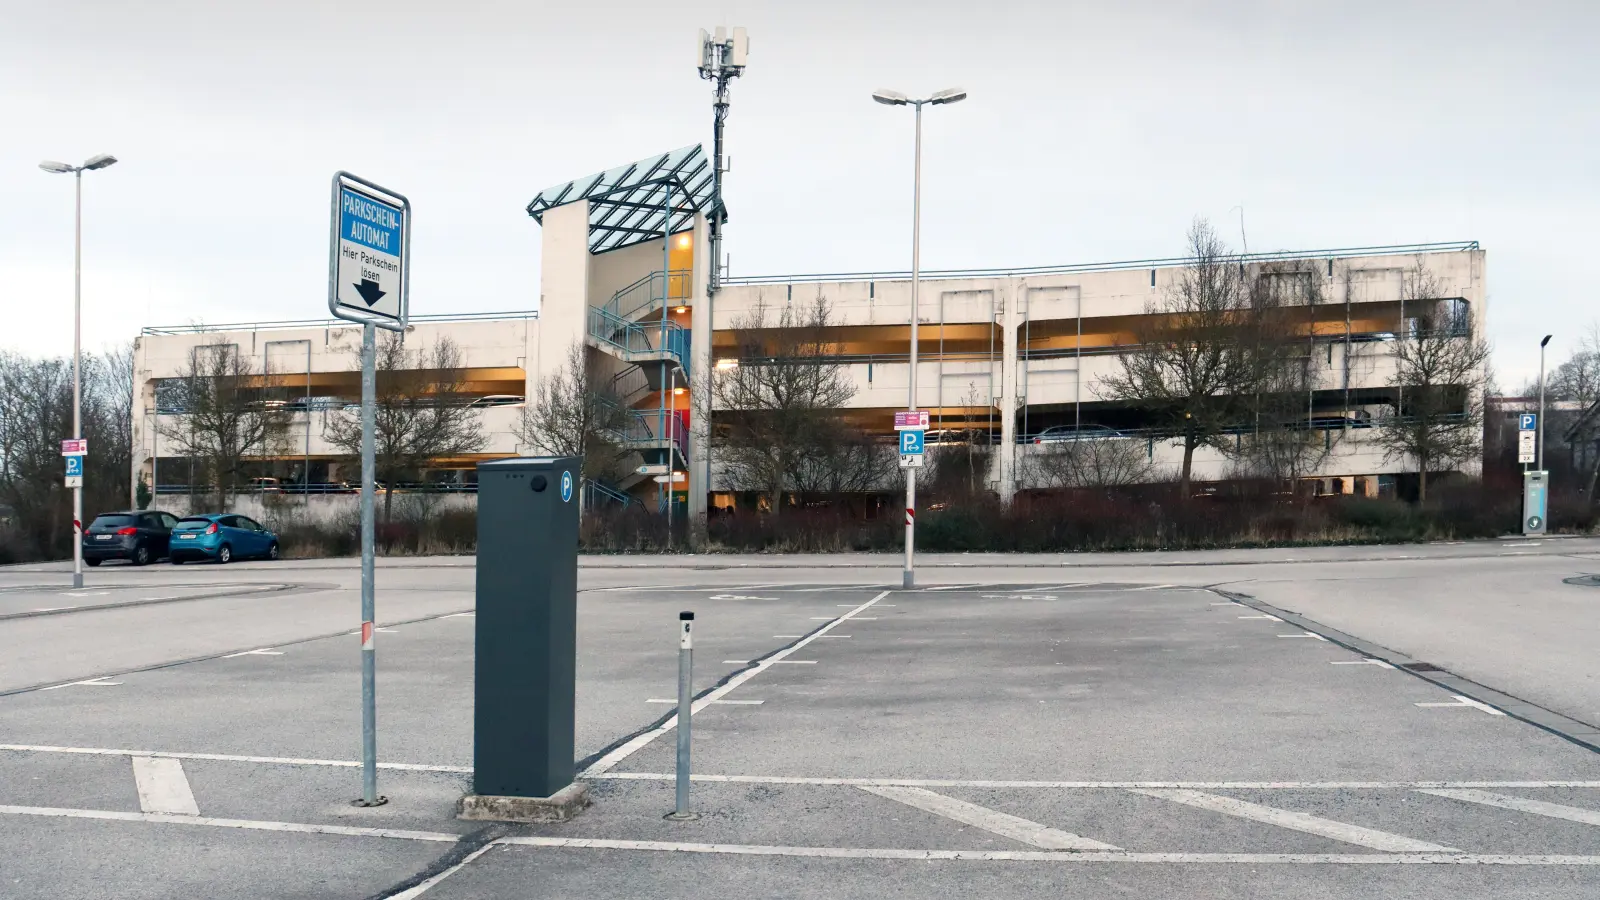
1519,413,1537,431
560,470,574,503
64,456,83,478
899,430,925,455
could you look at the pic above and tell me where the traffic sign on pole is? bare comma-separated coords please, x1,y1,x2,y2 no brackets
64,454,83,487
1518,413,1537,432
894,410,930,431
329,172,409,332
1518,430,1537,464
60,439,87,456
328,171,410,809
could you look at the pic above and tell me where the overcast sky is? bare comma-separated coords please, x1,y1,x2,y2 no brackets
3,1,1595,388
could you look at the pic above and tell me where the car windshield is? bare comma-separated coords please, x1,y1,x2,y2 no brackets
173,518,213,530
89,514,137,529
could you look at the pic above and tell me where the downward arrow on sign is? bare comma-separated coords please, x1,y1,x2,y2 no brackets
353,279,386,306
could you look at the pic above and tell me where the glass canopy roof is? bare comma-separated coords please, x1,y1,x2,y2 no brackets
526,144,719,254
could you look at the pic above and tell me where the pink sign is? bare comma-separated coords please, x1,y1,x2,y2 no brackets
894,411,930,431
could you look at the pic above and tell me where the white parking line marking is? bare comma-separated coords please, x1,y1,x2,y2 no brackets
389,843,499,899
131,757,199,816
40,677,122,690
497,836,1600,865
1132,584,1178,591
1210,602,1241,606
775,634,850,639
812,616,878,621
1277,632,1329,641
32,607,74,612
1414,696,1506,715
1418,789,1600,826
861,785,1120,850
222,648,284,658
838,604,895,607
0,804,460,842
647,699,764,705
594,772,1600,789
710,594,778,601
583,590,890,776
442,613,475,618
1332,660,1395,669
723,660,815,665
1239,615,1282,621
1127,789,1457,851
0,744,470,773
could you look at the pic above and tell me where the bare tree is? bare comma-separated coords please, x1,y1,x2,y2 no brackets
158,340,291,508
1098,220,1290,496
514,342,633,484
324,332,485,527
1027,438,1158,489
1373,261,1491,502
1549,326,1600,499
712,298,857,515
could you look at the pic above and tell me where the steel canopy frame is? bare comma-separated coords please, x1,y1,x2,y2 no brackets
526,145,719,254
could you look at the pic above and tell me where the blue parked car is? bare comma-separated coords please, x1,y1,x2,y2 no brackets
169,514,280,564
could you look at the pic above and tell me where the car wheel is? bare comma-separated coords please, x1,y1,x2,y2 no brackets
133,545,150,566
217,544,232,564
267,542,280,561
85,558,101,567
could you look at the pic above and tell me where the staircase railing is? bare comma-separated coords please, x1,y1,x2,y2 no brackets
588,306,689,373
607,269,693,323
596,394,688,456
582,478,634,509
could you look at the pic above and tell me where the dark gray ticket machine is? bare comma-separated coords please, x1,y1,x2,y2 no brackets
471,456,580,803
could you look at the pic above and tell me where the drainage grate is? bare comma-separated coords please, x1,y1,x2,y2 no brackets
1400,662,1445,673
1563,574,1600,587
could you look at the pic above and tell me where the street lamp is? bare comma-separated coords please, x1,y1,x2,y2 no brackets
873,87,966,589
39,153,118,588
1539,334,1552,472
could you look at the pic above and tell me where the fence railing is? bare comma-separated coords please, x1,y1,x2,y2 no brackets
588,306,689,372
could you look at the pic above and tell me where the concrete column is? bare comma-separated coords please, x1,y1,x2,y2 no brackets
687,212,712,540
998,280,1020,503
534,200,591,386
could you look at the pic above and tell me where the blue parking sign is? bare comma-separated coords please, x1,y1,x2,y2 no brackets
1519,413,1537,431
64,456,83,477
899,430,925,455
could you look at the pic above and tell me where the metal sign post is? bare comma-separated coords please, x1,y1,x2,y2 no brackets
328,172,410,808
667,611,697,820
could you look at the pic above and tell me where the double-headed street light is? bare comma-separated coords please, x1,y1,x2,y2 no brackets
873,87,965,589
40,153,118,589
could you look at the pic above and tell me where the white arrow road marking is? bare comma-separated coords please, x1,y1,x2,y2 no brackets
222,648,284,658
40,677,122,690
861,785,1121,850
1418,789,1600,826
1414,696,1505,715
1128,789,1458,852
131,756,199,816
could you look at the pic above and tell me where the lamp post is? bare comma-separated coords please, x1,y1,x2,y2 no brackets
40,153,117,589
1539,334,1552,472
872,87,966,590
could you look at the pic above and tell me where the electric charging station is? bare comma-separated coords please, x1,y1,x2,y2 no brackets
1523,470,1549,536
458,456,589,822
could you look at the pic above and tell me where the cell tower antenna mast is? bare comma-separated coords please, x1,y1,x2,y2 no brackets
697,26,747,296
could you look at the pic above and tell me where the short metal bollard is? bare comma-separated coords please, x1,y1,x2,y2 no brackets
666,611,698,820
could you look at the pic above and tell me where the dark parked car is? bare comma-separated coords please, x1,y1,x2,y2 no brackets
169,513,280,564
82,510,179,566
1030,424,1126,444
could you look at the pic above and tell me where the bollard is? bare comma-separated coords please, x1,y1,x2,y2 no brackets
666,610,697,820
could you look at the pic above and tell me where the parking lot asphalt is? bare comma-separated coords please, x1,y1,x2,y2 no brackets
2,539,1599,898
